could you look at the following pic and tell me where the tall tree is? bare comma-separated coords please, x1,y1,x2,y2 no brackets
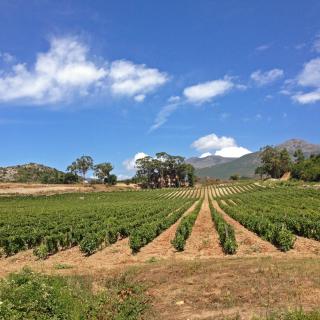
67,155,94,181
94,162,113,182
256,146,292,179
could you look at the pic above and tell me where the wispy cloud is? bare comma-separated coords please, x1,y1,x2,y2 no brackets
149,97,182,132
183,78,234,104
255,44,271,52
250,69,284,86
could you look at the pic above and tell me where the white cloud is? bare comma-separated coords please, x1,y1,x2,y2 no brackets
123,152,148,171
215,146,252,158
250,69,284,86
149,95,183,132
191,133,251,158
297,58,320,88
167,95,180,103
292,90,320,104
0,37,168,105
199,152,212,158
0,37,107,104
183,78,234,104
191,133,236,152
134,94,146,102
109,60,168,97
291,58,320,105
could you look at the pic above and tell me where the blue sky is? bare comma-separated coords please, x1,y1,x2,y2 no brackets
1,1,320,178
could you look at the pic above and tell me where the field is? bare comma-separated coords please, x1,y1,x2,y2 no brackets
1,183,320,319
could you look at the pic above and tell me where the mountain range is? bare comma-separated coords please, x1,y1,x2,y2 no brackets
189,139,320,179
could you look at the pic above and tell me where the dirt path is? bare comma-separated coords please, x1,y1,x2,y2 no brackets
290,236,320,256
211,200,279,255
182,190,224,258
135,201,199,260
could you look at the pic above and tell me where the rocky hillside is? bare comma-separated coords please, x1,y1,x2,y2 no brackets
0,163,66,183
196,139,320,179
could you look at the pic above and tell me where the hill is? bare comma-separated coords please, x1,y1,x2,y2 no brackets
196,139,320,179
0,163,66,183
186,155,236,169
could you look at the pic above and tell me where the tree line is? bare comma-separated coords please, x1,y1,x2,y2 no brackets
255,146,320,182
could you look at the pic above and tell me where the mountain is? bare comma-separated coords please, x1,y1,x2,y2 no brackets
196,139,320,179
0,163,66,183
186,155,236,169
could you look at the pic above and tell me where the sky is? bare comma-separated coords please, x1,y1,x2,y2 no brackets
1,0,320,179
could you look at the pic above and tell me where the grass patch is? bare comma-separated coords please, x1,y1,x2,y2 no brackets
0,267,150,320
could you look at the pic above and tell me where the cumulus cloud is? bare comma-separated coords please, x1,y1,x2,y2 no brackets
123,152,148,171
0,37,168,105
183,78,234,104
0,37,107,104
215,146,251,158
291,58,320,105
191,133,251,158
292,90,320,104
250,69,284,86
191,133,236,152
199,152,212,158
297,58,320,88
109,60,168,98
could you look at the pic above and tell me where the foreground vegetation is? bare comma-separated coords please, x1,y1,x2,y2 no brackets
0,268,149,320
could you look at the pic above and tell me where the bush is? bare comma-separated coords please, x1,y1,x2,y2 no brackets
0,269,150,320
0,269,93,319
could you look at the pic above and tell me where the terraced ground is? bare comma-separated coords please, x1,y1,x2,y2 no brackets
1,183,320,319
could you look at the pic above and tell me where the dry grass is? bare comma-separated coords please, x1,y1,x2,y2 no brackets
129,256,320,319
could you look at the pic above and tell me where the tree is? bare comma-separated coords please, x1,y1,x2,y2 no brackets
93,162,113,182
256,146,293,179
230,174,240,181
135,152,195,188
67,156,93,181
106,174,117,185
292,154,320,181
293,149,305,164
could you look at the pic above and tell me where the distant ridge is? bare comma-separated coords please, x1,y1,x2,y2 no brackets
195,139,320,179
186,155,236,169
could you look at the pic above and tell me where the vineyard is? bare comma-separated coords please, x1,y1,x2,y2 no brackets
0,182,320,267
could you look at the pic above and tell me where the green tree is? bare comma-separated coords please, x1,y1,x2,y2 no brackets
67,155,94,181
93,162,113,182
107,174,117,185
257,146,292,179
293,148,305,163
